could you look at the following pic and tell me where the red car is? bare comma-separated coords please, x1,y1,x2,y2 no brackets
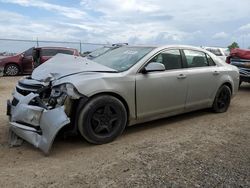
0,47,79,76
226,48,250,85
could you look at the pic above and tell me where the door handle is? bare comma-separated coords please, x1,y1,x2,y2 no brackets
213,71,220,75
177,74,186,79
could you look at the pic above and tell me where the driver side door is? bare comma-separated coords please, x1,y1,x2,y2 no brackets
136,49,188,120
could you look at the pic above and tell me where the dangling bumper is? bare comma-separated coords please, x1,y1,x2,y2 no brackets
7,90,70,154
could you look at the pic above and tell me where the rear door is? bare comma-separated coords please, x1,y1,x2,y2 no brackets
136,49,188,119
182,49,219,110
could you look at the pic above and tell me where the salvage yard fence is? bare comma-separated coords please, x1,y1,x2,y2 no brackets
0,38,108,55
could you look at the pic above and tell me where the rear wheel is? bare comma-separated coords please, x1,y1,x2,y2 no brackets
77,95,127,144
4,64,19,76
212,85,231,113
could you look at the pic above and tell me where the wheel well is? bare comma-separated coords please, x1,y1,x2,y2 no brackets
88,92,130,120
222,82,232,93
4,63,21,72
71,92,130,134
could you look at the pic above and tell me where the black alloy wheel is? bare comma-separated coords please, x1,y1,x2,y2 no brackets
212,85,231,113
77,95,127,144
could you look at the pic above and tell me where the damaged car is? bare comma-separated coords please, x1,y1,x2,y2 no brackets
7,45,239,154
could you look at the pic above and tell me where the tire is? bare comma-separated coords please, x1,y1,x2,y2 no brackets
77,95,127,144
4,64,19,76
212,85,231,113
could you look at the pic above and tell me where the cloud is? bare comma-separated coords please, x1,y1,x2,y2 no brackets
81,0,161,14
212,32,229,39
0,10,84,41
78,0,250,45
1,0,88,19
238,23,250,32
0,9,25,22
1,0,250,49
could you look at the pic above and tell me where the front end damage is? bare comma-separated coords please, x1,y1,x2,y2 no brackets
7,77,81,154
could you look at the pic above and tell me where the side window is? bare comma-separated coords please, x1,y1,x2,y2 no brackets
24,47,34,57
149,49,182,70
41,49,58,56
206,54,216,66
183,50,209,68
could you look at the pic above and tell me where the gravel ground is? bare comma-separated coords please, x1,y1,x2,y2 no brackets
0,76,249,188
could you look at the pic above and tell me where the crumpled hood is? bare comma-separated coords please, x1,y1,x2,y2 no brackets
31,53,116,81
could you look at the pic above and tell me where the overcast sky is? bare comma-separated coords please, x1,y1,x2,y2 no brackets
0,0,250,52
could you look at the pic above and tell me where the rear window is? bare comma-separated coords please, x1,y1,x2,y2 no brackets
206,48,223,56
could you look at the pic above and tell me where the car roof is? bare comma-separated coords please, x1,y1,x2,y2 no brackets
123,44,206,51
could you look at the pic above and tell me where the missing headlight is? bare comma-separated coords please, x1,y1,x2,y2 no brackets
49,83,80,108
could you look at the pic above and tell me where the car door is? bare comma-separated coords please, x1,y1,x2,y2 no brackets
136,49,188,120
182,49,219,110
21,47,34,73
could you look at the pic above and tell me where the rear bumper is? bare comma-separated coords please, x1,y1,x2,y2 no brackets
230,60,250,82
7,90,70,154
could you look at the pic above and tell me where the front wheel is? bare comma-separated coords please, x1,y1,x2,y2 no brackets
212,85,231,113
77,95,127,144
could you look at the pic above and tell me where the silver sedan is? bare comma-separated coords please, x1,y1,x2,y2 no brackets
7,45,239,154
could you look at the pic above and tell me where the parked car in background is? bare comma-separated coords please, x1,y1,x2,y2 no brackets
86,43,128,59
227,48,250,86
7,45,239,154
203,47,229,62
0,47,79,76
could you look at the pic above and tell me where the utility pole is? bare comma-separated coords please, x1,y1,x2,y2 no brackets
79,40,82,54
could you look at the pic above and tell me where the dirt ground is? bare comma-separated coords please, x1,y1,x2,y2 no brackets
0,76,249,188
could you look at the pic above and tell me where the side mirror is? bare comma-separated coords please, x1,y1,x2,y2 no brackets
142,62,165,73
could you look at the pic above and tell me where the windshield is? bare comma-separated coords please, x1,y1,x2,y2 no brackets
88,47,112,58
93,46,155,72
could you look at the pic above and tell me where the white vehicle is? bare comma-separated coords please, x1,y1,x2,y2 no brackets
203,47,229,62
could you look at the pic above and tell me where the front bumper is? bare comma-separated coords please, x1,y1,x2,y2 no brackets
7,90,70,154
